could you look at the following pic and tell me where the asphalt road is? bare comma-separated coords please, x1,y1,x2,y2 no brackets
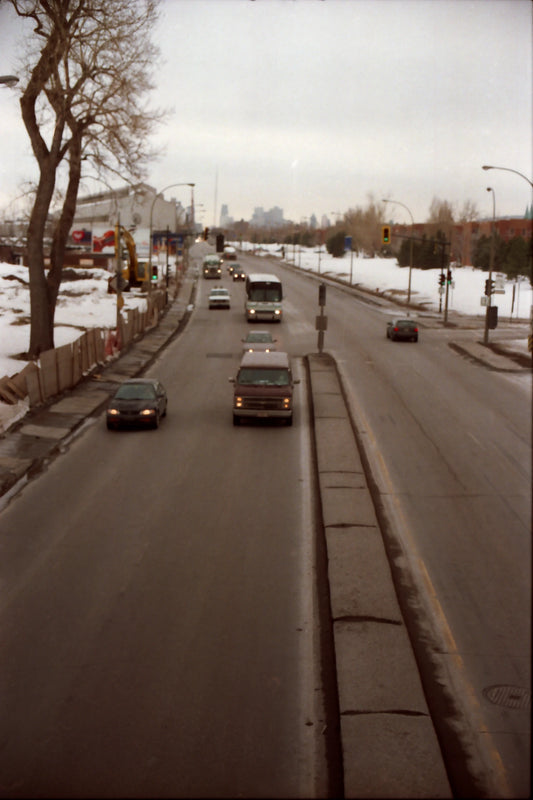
271,255,531,797
0,266,328,798
0,248,530,797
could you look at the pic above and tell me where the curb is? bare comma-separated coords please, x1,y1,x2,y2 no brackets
307,351,452,798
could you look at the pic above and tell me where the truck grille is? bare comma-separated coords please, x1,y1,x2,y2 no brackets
241,397,285,410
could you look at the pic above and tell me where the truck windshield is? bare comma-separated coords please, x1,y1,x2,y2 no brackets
237,368,289,386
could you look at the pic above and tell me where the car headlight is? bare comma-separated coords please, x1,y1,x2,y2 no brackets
282,397,291,409
235,396,243,408
107,408,120,416
140,408,156,416
274,309,281,316
249,308,255,315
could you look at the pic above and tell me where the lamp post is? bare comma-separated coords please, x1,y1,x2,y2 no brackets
0,75,19,87
149,182,195,287
483,187,496,345
382,198,414,305
482,164,533,342
482,165,533,188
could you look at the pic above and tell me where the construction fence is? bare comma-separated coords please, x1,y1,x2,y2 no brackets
0,288,168,409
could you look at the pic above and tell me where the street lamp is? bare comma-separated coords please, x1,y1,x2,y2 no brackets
382,198,414,305
482,165,533,188
0,75,19,87
149,182,195,288
483,187,496,345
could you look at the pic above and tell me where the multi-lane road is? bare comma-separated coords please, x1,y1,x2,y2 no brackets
279,253,531,797
0,244,530,797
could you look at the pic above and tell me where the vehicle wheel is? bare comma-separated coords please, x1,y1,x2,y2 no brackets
233,414,240,426
286,416,293,427
152,413,160,429
414,335,418,342
106,422,115,431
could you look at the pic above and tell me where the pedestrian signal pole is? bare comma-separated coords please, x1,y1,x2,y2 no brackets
316,282,328,354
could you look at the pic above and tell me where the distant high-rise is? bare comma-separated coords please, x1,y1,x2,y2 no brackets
220,204,234,227
251,206,285,227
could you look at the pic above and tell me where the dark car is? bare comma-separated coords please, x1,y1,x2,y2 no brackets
106,378,167,429
232,266,246,281
386,318,419,342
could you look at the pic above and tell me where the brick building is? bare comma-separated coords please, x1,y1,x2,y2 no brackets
392,217,532,266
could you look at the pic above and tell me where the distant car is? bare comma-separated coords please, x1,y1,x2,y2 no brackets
386,318,419,342
232,266,246,281
242,330,277,353
203,254,222,279
208,286,231,309
227,261,240,275
106,378,167,429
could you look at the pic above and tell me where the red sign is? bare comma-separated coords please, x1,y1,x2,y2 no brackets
72,230,86,243
93,230,115,252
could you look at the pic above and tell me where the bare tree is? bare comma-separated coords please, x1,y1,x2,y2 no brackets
9,0,162,357
457,199,479,223
344,194,384,256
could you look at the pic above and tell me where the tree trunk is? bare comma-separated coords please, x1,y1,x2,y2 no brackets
47,130,84,345
27,163,58,357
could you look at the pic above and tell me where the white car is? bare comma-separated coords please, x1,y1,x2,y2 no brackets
242,330,277,353
208,287,231,309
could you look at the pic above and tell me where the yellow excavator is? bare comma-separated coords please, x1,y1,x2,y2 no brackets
116,225,149,288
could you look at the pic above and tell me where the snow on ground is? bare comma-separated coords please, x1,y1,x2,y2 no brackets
0,262,150,431
239,241,533,322
0,262,148,377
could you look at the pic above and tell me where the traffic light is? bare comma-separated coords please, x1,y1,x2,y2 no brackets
446,269,452,284
318,282,326,306
381,225,391,245
439,273,445,287
484,278,494,296
151,264,158,281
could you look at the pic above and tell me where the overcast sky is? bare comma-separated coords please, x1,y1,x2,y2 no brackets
1,0,531,227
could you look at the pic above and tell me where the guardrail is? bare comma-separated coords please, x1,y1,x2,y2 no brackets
0,289,168,408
